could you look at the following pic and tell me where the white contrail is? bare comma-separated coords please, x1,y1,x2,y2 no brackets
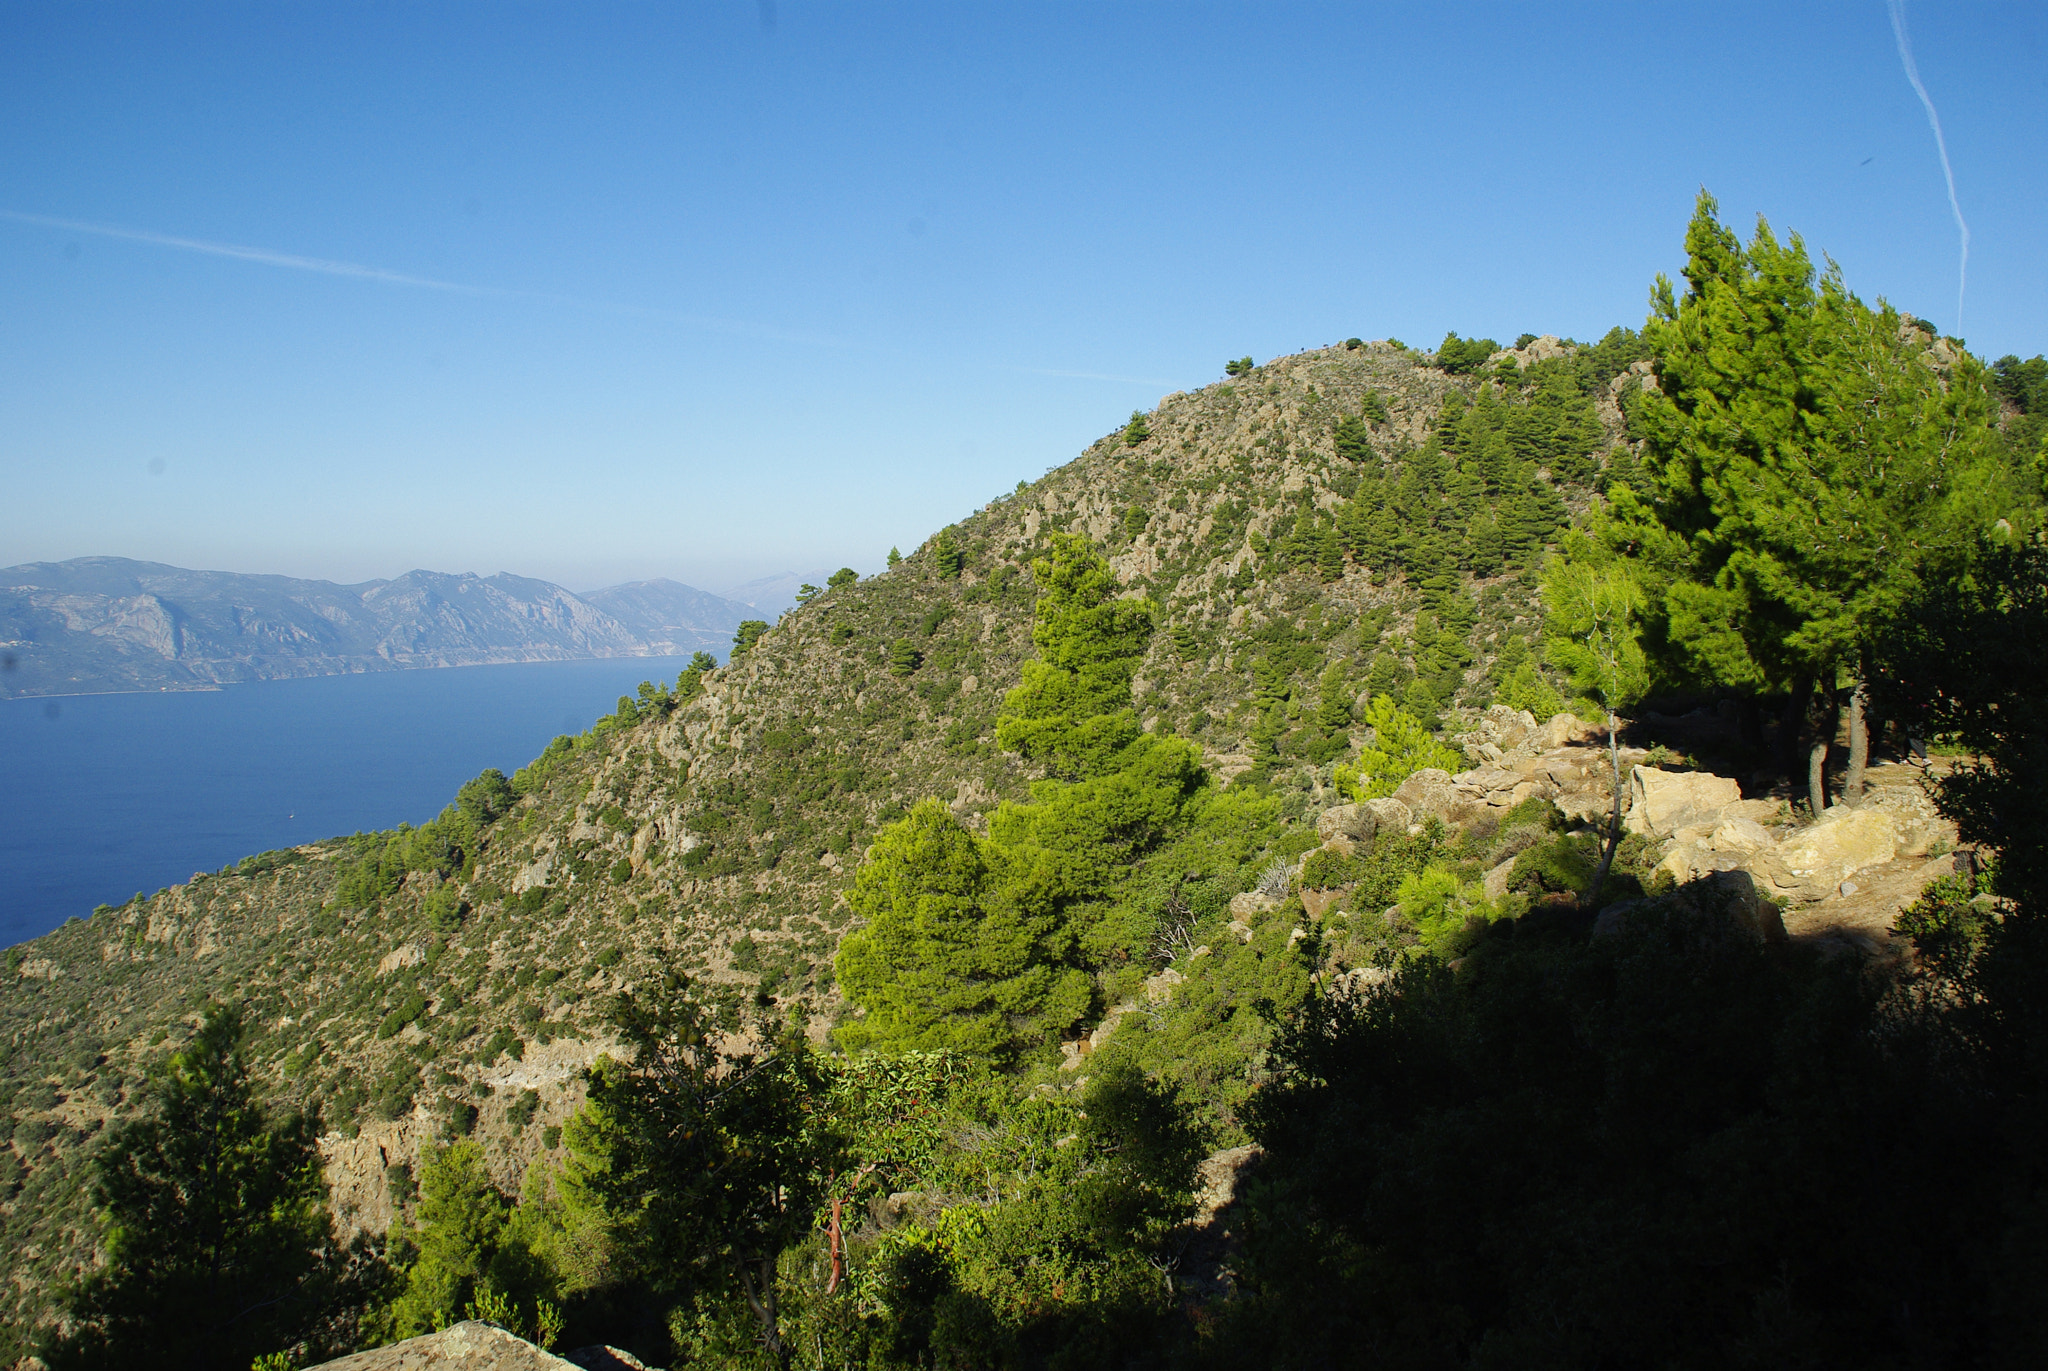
0,207,842,346
0,208,502,295
2,207,1200,382
1887,0,1969,333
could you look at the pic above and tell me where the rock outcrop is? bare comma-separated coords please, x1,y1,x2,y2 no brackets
308,1321,583,1371
1302,706,1961,952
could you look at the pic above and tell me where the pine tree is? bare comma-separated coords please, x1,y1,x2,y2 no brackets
1123,410,1152,446
387,1142,556,1339
1334,695,1461,799
994,534,1154,779
931,528,965,579
49,1006,357,1371
1630,191,2010,806
578,977,829,1366
1333,414,1373,463
835,801,1091,1059
1542,532,1652,903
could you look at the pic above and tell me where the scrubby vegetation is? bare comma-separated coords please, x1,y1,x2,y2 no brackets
4,194,2047,1367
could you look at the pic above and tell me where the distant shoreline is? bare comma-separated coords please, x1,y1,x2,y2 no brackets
0,648,699,702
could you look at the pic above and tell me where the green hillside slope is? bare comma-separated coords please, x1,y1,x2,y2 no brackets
0,332,1655,1351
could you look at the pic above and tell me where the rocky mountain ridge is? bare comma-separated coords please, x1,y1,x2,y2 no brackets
0,559,756,698
2,331,1940,1357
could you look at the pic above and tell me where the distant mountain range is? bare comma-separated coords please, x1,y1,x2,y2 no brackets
0,558,769,698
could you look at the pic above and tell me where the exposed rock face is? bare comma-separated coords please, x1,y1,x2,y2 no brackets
308,1321,581,1370
1228,890,1283,920
1315,803,1377,845
1393,768,1461,822
1177,1144,1265,1302
1761,805,1900,901
1364,797,1413,834
1625,767,1744,838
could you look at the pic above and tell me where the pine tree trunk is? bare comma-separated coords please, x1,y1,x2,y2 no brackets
1807,679,1839,816
1844,675,1869,804
1587,711,1624,909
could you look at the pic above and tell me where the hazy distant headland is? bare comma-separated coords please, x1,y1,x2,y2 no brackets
0,556,785,697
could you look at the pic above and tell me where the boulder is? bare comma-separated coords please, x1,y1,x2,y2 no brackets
1393,768,1462,822
567,1349,654,1371
1483,858,1517,900
1769,805,1897,896
1625,766,1743,838
1364,797,1413,833
1704,869,1789,942
309,1321,579,1370
1860,784,1950,858
1315,803,1377,845
1228,891,1282,920
1300,887,1345,920
1143,967,1185,1004
1710,816,1775,853
1539,712,1598,749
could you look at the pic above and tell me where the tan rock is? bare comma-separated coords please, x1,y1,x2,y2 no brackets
1228,891,1282,920
1364,797,1413,834
1393,768,1462,821
1859,784,1950,858
1711,817,1774,853
1315,804,1377,845
1539,712,1598,748
1625,766,1743,837
1300,887,1345,920
1143,967,1185,1004
309,1320,579,1370
1483,858,1517,900
1773,806,1897,887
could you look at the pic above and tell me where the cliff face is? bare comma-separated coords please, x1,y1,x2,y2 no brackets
0,336,1645,1353
0,562,755,697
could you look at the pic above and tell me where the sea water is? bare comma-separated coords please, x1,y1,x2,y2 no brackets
0,656,699,949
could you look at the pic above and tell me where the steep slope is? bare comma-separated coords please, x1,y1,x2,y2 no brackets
0,334,1650,1353
0,560,743,697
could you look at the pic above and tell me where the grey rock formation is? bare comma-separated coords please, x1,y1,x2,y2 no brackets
0,557,754,697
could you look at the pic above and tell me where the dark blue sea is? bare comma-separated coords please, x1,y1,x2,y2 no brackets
0,656,697,949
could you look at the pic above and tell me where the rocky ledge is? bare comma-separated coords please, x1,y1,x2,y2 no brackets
1321,705,1963,951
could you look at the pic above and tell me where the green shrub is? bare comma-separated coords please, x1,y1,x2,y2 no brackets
1301,846,1364,890
505,1089,540,1129
377,993,429,1040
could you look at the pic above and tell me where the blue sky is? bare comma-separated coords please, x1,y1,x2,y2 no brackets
2,2,2042,593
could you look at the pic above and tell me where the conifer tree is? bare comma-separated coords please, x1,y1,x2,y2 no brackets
995,534,1155,779
834,801,1091,1060
1629,191,2010,807
1334,695,1461,800
49,1006,359,1371
578,978,827,1367
387,1142,557,1341
1333,414,1373,463
931,528,965,579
